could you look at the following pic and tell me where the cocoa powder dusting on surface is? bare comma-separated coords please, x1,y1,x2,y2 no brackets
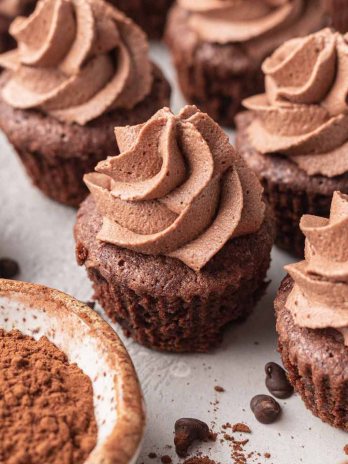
0,329,97,464
183,457,217,464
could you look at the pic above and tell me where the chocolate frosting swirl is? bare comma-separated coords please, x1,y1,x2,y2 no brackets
177,0,325,59
285,192,348,344
244,28,348,177
84,106,265,271
0,0,153,125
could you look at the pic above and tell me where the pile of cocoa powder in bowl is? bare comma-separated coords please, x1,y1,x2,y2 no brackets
0,329,97,464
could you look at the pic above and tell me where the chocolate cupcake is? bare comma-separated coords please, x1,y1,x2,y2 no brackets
109,0,174,39
0,0,35,53
165,0,328,127
75,105,275,353
275,191,348,431
0,0,170,207
236,28,348,256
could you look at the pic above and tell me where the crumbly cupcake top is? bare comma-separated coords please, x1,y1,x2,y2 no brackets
177,0,325,59
84,106,265,272
0,0,153,125
285,191,348,344
244,28,348,178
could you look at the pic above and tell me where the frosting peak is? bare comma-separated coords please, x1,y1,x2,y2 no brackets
177,0,325,54
0,0,153,125
84,106,266,271
244,28,348,177
285,192,348,344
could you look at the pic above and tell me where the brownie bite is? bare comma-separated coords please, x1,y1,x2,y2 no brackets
166,0,327,127
75,105,275,352
0,0,171,206
236,28,348,256
275,192,348,430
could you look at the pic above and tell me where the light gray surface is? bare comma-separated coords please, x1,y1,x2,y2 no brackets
1,43,347,464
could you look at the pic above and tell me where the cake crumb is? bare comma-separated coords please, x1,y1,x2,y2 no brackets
232,423,251,434
148,453,157,459
183,457,217,464
344,445,348,455
264,452,271,459
214,386,225,393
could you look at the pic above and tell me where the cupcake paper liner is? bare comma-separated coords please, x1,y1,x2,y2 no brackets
75,197,275,353
84,260,270,353
16,147,104,207
260,176,334,257
109,0,174,39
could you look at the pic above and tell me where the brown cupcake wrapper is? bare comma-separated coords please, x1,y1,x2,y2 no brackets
169,54,264,128
260,176,334,257
278,335,348,431
108,0,174,39
85,259,270,353
15,146,105,207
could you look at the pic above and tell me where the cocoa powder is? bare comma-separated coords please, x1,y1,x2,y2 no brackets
0,329,97,464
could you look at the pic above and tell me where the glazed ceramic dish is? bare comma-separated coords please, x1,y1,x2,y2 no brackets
0,279,145,464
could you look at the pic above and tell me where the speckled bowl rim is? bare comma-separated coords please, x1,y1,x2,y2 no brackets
0,279,145,464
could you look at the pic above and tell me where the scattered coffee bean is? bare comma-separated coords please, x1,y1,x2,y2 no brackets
250,395,281,424
0,258,20,279
161,456,172,464
265,362,294,399
174,418,211,457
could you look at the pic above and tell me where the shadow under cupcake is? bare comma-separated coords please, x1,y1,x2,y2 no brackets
0,0,170,207
75,105,275,353
236,28,348,257
275,191,348,431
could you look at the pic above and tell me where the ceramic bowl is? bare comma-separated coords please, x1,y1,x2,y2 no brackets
0,278,145,464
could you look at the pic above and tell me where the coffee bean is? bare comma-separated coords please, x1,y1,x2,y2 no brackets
265,362,294,399
174,418,210,457
0,258,20,279
250,395,281,424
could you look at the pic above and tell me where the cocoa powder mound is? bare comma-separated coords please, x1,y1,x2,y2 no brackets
0,329,97,464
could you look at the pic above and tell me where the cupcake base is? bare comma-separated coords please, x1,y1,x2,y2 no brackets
275,276,348,431
0,66,171,207
108,0,174,39
235,112,348,257
75,196,275,353
165,6,264,128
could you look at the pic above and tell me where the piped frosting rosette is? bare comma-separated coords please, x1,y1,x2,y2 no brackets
0,0,152,125
285,192,348,344
244,28,348,177
177,0,324,49
84,106,265,272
